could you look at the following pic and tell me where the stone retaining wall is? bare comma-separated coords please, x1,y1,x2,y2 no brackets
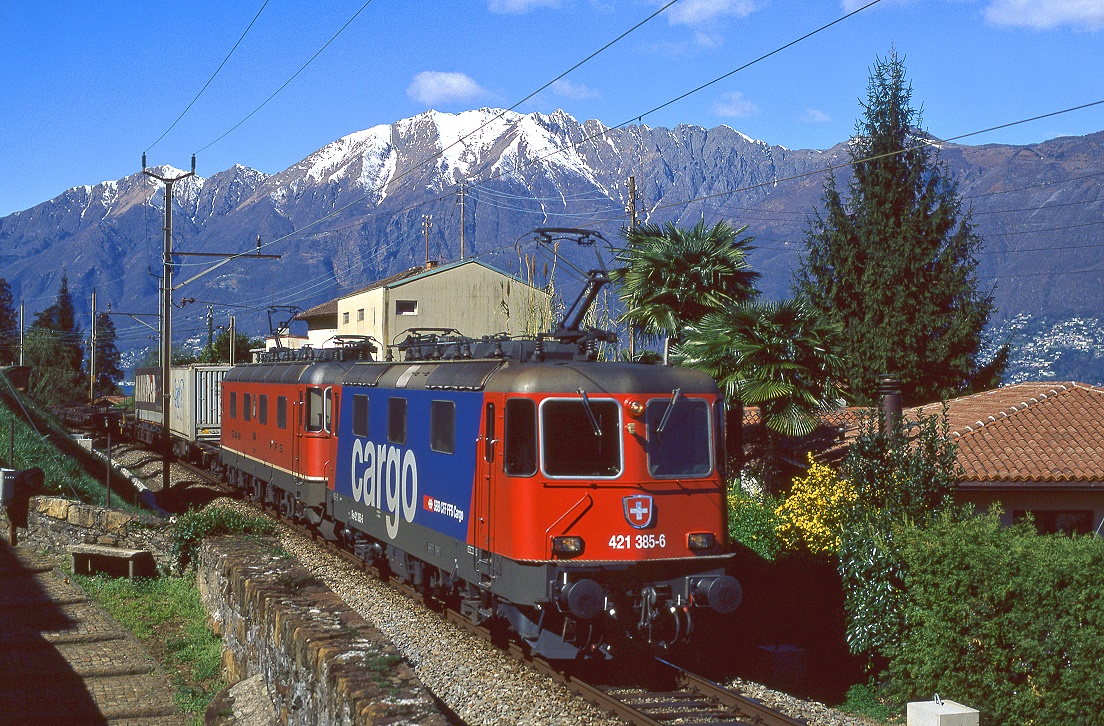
0,496,173,571
196,536,448,726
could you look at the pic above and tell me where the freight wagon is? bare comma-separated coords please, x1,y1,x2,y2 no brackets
132,364,230,465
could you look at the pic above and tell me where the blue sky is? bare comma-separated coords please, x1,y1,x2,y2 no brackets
1,0,1102,216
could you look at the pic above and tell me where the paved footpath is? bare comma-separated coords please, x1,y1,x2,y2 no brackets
0,540,184,725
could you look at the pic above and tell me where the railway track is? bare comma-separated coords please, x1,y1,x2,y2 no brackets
121,437,808,726
445,609,806,726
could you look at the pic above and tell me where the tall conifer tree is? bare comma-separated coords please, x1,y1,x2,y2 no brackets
795,50,1000,405
0,279,17,365
93,312,123,396
27,274,85,403
33,273,84,373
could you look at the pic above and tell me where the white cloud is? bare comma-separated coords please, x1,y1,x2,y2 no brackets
840,0,912,12
647,31,725,57
488,0,562,13
984,0,1104,29
407,72,489,105
666,0,757,26
551,79,601,100
802,108,832,123
713,91,760,118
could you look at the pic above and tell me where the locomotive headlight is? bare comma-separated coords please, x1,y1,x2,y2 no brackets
687,532,717,550
551,536,585,556
626,400,645,418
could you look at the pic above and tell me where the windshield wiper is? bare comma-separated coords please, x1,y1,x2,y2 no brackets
656,388,681,433
577,387,602,438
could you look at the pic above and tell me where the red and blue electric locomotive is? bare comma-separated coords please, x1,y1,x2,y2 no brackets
219,230,742,659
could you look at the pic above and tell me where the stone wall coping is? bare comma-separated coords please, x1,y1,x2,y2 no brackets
198,535,448,726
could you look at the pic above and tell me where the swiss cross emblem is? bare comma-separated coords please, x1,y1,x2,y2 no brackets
623,495,654,529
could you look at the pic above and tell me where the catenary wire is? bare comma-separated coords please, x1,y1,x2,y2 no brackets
145,0,272,153
194,0,377,154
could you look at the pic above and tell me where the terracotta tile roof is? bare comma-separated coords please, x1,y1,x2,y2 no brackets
937,382,1104,483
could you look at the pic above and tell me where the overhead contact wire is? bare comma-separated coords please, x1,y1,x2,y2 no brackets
146,0,272,153
194,0,377,154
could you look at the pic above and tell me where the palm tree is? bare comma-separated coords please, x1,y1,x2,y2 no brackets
678,297,845,437
611,220,759,346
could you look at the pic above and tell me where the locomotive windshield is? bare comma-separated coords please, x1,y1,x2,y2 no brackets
541,399,622,478
645,398,711,477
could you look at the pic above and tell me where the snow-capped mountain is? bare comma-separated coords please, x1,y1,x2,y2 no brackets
1,108,1102,358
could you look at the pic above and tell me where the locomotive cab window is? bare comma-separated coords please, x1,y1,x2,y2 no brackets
541,398,621,478
229,392,237,419
324,388,333,433
646,397,711,477
258,395,268,425
505,399,537,476
430,400,455,454
352,395,369,438
388,397,407,445
243,393,251,422
276,396,287,429
305,388,324,432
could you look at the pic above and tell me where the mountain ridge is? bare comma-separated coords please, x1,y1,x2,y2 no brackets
1,108,1101,355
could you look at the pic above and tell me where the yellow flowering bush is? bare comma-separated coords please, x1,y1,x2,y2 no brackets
774,455,856,554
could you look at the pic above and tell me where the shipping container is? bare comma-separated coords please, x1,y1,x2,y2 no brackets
134,364,229,444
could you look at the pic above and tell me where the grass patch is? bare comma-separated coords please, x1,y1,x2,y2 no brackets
837,683,898,723
169,506,276,571
0,376,141,512
72,572,224,724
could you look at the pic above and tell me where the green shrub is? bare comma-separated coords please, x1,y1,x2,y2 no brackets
169,507,275,571
837,409,960,662
889,509,1104,723
839,682,894,722
838,511,908,663
727,485,782,560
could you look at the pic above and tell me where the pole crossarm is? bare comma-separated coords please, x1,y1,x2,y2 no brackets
172,251,281,259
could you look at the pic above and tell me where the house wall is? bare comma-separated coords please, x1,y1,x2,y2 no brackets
957,485,1104,534
304,314,338,348
334,263,552,352
337,288,386,345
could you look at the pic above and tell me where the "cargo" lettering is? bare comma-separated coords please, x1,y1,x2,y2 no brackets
350,439,418,539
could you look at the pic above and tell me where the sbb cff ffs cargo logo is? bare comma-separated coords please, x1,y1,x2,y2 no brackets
623,495,654,529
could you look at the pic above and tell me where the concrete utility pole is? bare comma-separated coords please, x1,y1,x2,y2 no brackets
626,175,639,229
229,316,236,366
626,176,639,361
143,154,195,496
206,305,214,352
18,299,24,366
89,290,97,403
457,183,466,259
422,214,433,267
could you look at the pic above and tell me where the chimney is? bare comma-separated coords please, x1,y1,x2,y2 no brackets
878,374,902,440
